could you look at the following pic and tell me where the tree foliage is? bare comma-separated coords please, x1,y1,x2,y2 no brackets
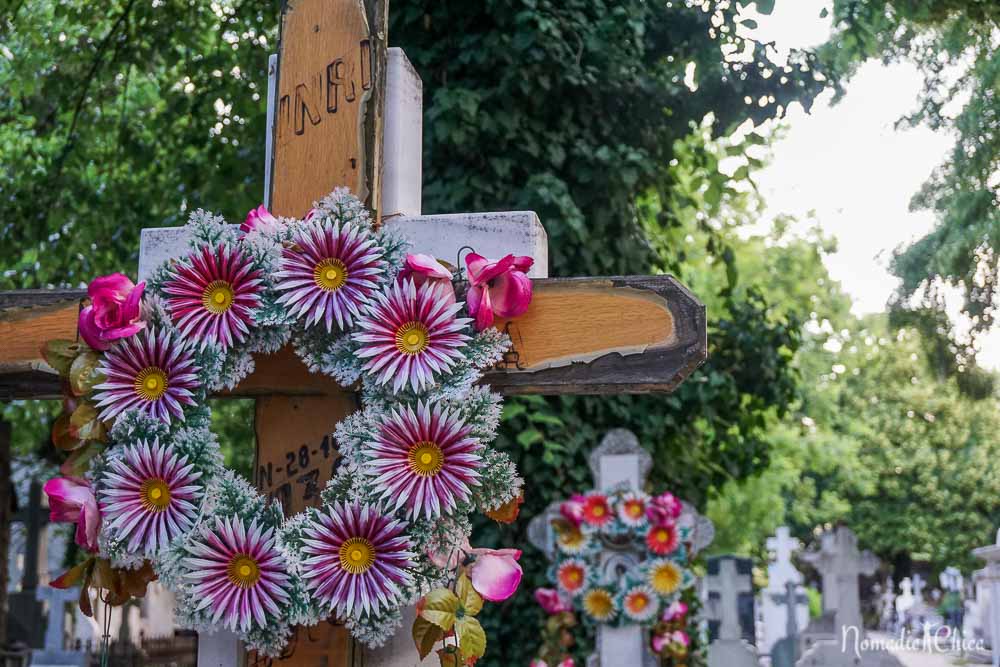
819,0,1000,367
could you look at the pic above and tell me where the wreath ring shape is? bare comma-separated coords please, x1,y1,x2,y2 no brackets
42,189,526,656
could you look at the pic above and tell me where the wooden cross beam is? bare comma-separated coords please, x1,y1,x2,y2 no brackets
0,1,707,665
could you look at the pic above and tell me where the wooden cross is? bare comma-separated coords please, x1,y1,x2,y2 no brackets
0,1,708,665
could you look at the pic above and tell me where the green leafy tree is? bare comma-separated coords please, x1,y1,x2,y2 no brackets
818,1,1000,371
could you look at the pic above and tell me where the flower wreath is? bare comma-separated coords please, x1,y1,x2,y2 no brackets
40,189,530,661
544,488,698,628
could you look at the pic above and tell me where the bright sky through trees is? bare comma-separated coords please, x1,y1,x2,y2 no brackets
748,0,1000,367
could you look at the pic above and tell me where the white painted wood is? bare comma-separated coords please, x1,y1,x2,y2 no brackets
364,605,435,666
138,211,547,283
197,629,244,667
383,48,422,218
264,53,277,209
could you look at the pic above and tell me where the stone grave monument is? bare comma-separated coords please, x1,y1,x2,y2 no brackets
759,527,809,657
705,555,758,667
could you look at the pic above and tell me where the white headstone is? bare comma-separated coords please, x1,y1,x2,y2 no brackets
972,528,1000,667
759,527,808,656
33,586,87,667
527,429,713,667
800,526,877,637
705,556,758,667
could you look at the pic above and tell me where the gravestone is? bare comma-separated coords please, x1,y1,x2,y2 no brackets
705,556,758,667
759,527,809,657
972,528,1000,667
771,581,802,667
800,526,877,637
527,429,713,667
969,567,992,646
876,576,895,631
7,479,46,648
32,586,86,667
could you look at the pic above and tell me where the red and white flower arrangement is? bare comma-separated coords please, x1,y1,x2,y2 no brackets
39,189,528,660
544,486,703,630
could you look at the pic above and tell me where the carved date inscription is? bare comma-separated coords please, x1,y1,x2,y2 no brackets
256,433,344,512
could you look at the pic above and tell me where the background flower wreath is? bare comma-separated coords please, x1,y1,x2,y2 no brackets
41,189,530,660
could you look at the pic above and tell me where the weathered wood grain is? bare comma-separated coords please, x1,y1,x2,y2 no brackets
269,0,377,219
0,276,706,400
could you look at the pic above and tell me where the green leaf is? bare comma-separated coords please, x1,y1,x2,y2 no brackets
421,589,459,631
516,429,543,448
412,615,444,660
42,340,85,376
69,351,101,396
457,617,487,660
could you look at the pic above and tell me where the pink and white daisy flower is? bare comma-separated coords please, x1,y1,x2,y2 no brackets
301,502,414,618
617,490,650,527
163,244,263,350
354,279,471,393
365,401,482,519
184,516,291,632
275,218,384,331
99,440,203,556
92,329,200,424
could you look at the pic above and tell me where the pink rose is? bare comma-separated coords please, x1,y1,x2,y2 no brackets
560,494,586,528
468,547,522,602
646,491,683,526
464,252,533,331
399,254,456,304
558,660,575,667
534,587,572,615
78,273,145,351
652,630,689,654
44,476,100,552
241,204,281,235
662,600,688,622
529,661,548,667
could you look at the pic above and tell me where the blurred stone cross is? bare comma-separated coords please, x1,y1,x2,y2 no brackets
528,429,714,667
34,585,86,667
800,526,878,638
0,1,710,666
760,527,808,660
704,555,758,667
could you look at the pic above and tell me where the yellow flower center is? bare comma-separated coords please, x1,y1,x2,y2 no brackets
313,258,348,291
655,529,670,543
592,505,605,517
650,563,682,594
407,441,444,477
139,478,171,512
227,554,261,589
338,537,376,575
626,502,644,517
202,280,235,314
584,589,614,619
134,367,168,401
395,322,429,355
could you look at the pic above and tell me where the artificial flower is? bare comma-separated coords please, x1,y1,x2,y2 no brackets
652,629,689,655
99,440,203,556
365,401,482,520
555,559,588,597
354,279,471,393
662,600,688,622
622,584,659,622
464,252,533,331
552,520,591,555
559,494,585,528
647,559,683,595
645,523,679,556
421,573,487,662
581,493,613,528
92,329,200,424
582,587,616,622
78,273,146,351
646,491,683,526
468,547,522,602
484,492,523,523
534,588,572,615
275,216,384,331
399,254,455,303
617,490,649,527
301,501,414,618
184,516,291,632
240,204,281,235
44,476,100,552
